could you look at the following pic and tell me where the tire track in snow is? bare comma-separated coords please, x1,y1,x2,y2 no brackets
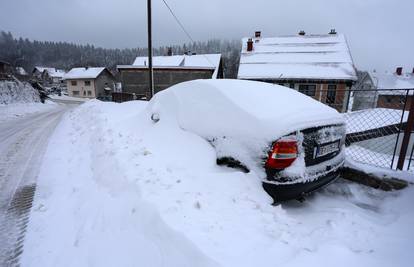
0,107,68,266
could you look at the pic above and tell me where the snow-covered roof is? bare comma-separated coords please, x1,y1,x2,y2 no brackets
46,68,66,78
237,33,357,81
370,71,414,91
15,67,28,75
132,54,222,78
64,67,106,80
33,67,66,78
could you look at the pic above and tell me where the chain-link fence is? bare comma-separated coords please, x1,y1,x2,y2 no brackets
315,88,414,171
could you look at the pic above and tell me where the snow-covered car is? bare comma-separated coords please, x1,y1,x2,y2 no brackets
147,79,346,203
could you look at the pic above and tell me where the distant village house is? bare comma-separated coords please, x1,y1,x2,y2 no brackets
64,67,115,98
32,67,66,86
371,67,414,110
117,51,223,99
0,60,12,77
237,30,358,112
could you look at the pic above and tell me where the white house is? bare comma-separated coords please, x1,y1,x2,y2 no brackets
237,30,358,111
64,67,115,98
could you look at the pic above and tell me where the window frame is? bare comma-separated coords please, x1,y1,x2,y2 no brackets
298,84,316,97
326,84,337,104
71,80,77,86
84,80,91,86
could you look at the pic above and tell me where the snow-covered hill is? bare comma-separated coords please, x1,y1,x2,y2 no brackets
0,80,40,104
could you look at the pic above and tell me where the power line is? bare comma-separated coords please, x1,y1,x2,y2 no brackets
160,0,215,68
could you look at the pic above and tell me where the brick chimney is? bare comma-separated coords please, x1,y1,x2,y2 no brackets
396,67,403,76
167,47,172,56
298,30,306,36
255,31,261,38
247,38,253,52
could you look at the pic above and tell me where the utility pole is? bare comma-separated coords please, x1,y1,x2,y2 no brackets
147,0,154,99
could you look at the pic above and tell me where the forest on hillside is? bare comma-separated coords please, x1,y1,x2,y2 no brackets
0,31,241,78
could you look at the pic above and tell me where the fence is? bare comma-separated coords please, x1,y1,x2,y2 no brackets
315,87,414,172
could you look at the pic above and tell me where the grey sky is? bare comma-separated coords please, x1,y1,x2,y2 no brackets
1,0,413,72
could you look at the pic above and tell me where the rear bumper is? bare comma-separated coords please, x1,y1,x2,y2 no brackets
262,167,341,203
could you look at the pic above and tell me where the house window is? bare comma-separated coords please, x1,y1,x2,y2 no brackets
71,80,77,86
299,84,316,96
87,91,92,96
72,91,79,96
326,85,337,104
83,91,86,96
289,83,295,89
85,80,91,86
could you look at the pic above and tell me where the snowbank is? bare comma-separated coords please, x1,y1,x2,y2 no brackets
23,100,414,267
0,80,40,104
21,100,219,267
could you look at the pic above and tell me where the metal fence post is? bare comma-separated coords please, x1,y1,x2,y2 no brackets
397,93,414,170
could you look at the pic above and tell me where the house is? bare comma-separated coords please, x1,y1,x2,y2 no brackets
371,68,414,110
32,67,66,86
42,68,66,86
0,60,12,73
237,30,358,112
117,52,223,98
64,67,115,98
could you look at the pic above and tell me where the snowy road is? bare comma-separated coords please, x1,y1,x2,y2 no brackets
0,104,71,266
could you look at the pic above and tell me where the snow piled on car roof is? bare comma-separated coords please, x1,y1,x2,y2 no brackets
149,79,343,141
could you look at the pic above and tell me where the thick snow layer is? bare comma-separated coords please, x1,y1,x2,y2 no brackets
345,108,408,134
148,79,343,175
238,34,357,81
21,100,219,267
0,101,58,123
64,67,105,80
0,80,40,104
132,54,222,78
22,100,414,267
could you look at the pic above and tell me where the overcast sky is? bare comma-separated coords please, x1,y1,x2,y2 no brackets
1,0,413,72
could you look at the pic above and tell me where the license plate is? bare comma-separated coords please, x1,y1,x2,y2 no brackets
315,141,340,158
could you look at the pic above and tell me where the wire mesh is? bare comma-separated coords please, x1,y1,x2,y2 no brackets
314,88,414,171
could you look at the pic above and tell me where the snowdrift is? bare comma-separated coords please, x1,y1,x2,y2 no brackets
22,99,414,267
0,80,40,104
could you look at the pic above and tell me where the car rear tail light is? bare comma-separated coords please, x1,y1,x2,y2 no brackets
265,137,298,170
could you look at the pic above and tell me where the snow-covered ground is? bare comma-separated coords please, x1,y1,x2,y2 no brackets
22,100,414,267
0,104,70,266
345,108,407,134
48,94,90,102
0,101,59,123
